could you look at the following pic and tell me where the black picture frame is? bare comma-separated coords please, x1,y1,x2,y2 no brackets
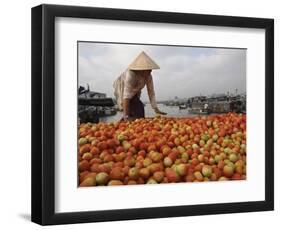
31,4,274,225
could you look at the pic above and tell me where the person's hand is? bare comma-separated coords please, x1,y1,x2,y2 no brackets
154,108,167,115
119,114,129,122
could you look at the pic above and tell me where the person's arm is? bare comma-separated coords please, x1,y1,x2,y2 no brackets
122,98,130,119
121,71,136,120
146,75,167,115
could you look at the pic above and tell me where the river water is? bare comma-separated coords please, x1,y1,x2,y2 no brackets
99,104,196,123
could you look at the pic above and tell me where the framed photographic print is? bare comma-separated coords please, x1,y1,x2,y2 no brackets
31,4,274,225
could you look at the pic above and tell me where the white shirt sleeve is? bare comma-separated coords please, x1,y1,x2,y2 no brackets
146,74,158,110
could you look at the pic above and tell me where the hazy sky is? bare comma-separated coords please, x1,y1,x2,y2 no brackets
78,42,246,101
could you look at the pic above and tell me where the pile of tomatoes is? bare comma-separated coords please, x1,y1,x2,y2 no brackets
78,113,246,187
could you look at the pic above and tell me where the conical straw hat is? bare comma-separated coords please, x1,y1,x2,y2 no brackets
128,51,160,70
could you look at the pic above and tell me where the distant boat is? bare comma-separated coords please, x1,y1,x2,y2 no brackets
186,94,246,114
179,104,187,110
187,107,209,115
78,84,117,123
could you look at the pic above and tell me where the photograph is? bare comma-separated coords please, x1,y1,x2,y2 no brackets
77,42,247,187
31,4,274,225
